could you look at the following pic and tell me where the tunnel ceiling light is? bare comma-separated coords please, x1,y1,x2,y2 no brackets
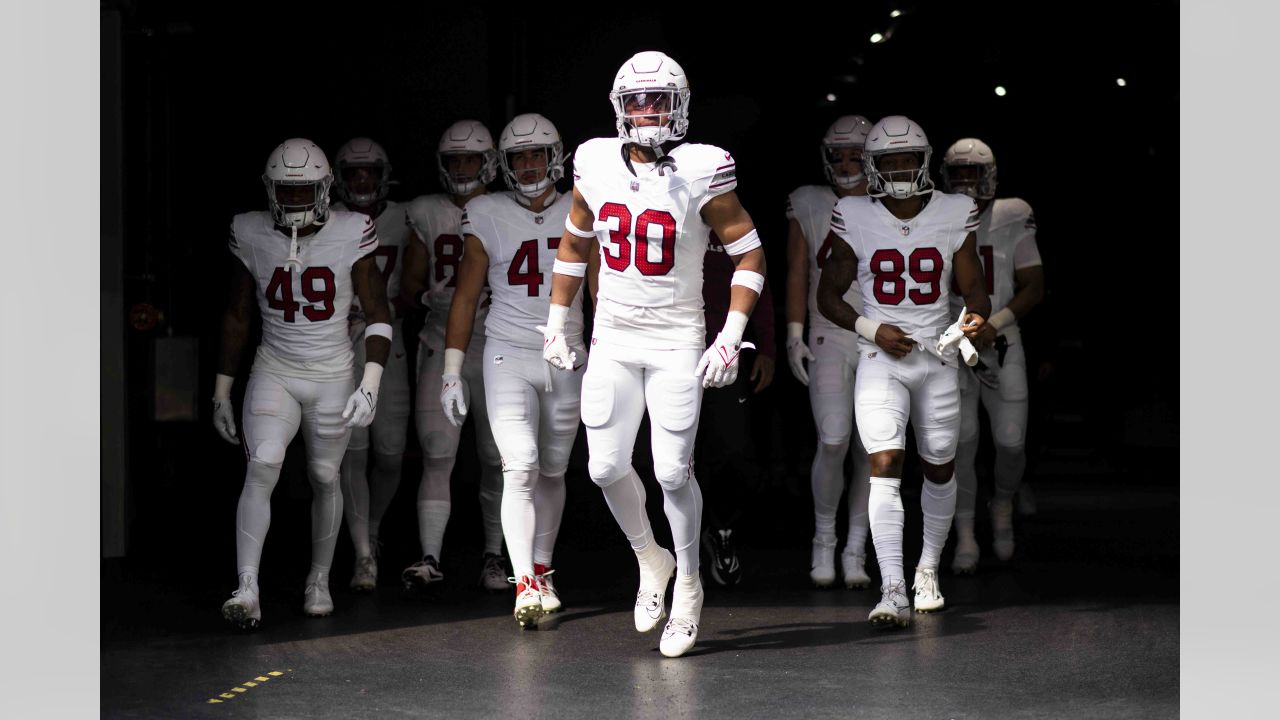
890,9,902,18
1116,77,1127,87
826,93,837,102
994,86,1007,96
870,32,885,43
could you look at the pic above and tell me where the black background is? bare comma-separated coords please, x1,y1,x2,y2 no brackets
103,0,1176,582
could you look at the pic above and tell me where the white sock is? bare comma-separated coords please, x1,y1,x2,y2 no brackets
479,463,506,555
810,441,846,546
417,500,451,560
500,469,537,580
868,476,904,588
670,572,704,620
919,475,957,570
533,473,566,566
235,461,280,579
661,477,703,578
599,467,655,552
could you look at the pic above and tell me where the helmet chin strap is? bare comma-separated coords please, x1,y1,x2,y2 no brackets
623,136,678,177
284,225,303,272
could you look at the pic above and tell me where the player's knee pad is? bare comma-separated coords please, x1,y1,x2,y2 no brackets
587,456,627,487
308,458,342,490
476,431,502,468
817,413,853,447
498,441,539,474
249,439,287,468
994,423,1026,452
653,457,693,492
817,440,849,462
420,430,456,460
917,427,959,466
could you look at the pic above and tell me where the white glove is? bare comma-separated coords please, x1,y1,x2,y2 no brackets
785,322,815,386
212,373,238,445
696,311,749,389
537,303,576,370
936,306,979,367
343,363,383,428
439,348,469,428
440,373,468,428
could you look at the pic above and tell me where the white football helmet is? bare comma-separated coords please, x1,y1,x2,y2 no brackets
863,115,934,199
334,137,392,206
262,138,333,228
821,115,873,189
436,120,498,195
498,113,565,197
942,138,998,200
609,51,691,148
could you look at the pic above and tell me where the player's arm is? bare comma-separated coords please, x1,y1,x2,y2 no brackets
784,218,815,384
1003,265,1045,324
343,253,392,428
212,259,255,444
586,238,600,307
817,234,913,359
400,228,431,310
542,185,595,370
952,231,994,347
696,191,765,388
438,235,489,427
444,236,488,354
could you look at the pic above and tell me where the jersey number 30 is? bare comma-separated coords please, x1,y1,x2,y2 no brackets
266,267,335,322
597,203,677,276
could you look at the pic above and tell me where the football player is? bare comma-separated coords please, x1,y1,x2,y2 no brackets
940,138,1045,572
214,138,391,629
439,113,590,628
541,51,767,657
400,121,507,593
816,116,991,629
784,115,876,590
331,137,411,592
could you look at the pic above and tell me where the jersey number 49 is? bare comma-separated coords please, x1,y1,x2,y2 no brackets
265,266,335,322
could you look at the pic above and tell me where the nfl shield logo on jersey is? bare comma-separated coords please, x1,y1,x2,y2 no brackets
630,180,640,192
901,225,911,236
534,216,544,224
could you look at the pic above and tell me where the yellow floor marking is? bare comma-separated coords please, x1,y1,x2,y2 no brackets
220,693,236,699
243,682,258,688
231,687,247,693
255,676,269,682
268,671,283,676
207,699,223,704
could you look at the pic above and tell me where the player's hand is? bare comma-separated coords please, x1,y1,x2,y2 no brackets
696,332,743,389
343,385,378,428
785,336,815,386
212,399,238,445
961,312,992,350
751,354,775,393
875,323,915,359
440,373,468,428
537,326,577,370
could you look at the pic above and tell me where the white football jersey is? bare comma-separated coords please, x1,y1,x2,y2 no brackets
229,210,377,379
333,200,409,319
787,184,864,335
831,192,979,345
405,193,489,346
572,137,738,350
948,197,1042,335
462,191,584,351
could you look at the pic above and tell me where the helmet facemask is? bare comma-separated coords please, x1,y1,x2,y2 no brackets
437,151,497,196
822,144,867,189
941,162,998,200
865,149,935,200
611,87,690,148
336,161,391,206
263,176,332,228
500,143,565,197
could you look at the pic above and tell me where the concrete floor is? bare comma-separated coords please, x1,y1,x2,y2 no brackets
101,478,1177,719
